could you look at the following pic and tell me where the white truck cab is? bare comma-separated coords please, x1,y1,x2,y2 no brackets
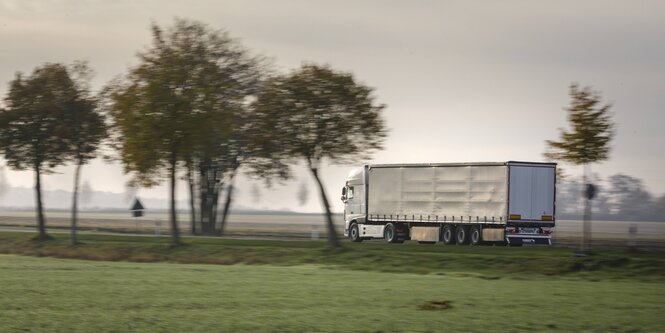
341,167,367,239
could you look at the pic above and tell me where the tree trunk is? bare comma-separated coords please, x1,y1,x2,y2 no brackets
187,165,196,235
198,164,207,234
198,163,212,235
209,170,220,232
70,161,82,245
309,164,340,247
210,182,220,232
219,170,237,236
198,163,223,235
169,156,181,245
34,163,48,241
581,164,592,253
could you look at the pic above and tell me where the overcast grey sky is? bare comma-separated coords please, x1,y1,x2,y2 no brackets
1,0,664,212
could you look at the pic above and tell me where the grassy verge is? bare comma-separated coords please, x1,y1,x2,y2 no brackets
1,231,663,281
1,254,664,332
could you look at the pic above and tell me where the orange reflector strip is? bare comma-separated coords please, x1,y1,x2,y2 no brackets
509,214,521,220
542,215,553,221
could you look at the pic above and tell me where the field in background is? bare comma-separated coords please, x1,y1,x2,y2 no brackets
1,232,664,332
1,210,664,249
0,211,337,237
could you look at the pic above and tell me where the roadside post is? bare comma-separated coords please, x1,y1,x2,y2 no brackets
576,182,597,256
628,223,638,250
311,224,319,240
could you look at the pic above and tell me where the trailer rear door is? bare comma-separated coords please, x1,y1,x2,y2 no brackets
508,164,555,221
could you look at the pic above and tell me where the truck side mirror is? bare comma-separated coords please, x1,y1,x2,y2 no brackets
341,187,347,202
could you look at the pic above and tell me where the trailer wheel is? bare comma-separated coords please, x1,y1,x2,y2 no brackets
384,223,398,243
469,226,481,245
349,223,362,242
455,226,469,245
442,225,456,245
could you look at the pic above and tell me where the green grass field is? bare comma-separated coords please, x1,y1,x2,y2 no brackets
1,232,664,332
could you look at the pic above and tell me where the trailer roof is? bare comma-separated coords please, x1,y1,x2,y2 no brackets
367,161,556,168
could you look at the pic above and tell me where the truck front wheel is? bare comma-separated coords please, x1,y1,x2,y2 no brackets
442,225,456,245
469,226,481,245
384,223,398,243
349,223,362,242
455,226,469,245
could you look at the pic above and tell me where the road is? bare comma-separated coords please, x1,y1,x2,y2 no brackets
1,211,663,247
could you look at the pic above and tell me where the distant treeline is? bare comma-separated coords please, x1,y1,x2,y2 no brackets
556,173,665,222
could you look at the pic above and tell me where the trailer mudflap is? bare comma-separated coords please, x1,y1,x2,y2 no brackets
506,235,552,245
395,224,410,241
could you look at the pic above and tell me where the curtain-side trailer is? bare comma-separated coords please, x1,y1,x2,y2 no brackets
341,162,556,245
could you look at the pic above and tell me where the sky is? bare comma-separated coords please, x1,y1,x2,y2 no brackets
0,0,664,213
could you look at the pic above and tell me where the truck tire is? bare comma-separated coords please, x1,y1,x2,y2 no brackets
455,225,469,245
349,223,362,242
384,223,398,243
469,226,481,245
442,225,456,245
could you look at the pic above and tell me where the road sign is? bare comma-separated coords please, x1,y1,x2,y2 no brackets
585,183,597,200
130,198,145,217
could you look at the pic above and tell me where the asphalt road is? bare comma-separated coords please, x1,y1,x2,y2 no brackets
1,211,663,247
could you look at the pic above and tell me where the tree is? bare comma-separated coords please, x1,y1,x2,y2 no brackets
0,166,8,200
251,64,387,247
651,195,665,222
62,62,107,245
607,174,653,220
250,183,262,204
555,172,664,221
0,63,81,240
80,180,94,208
218,109,263,236
556,173,612,219
544,83,614,253
108,19,263,243
555,175,584,217
297,181,309,207
216,138,242,236
176,24,264,236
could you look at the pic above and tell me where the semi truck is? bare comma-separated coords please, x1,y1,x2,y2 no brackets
341,161,556,245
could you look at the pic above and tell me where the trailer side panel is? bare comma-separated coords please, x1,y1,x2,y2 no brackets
367,165,508,223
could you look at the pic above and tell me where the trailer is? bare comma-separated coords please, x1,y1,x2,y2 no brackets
341,162,556,245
